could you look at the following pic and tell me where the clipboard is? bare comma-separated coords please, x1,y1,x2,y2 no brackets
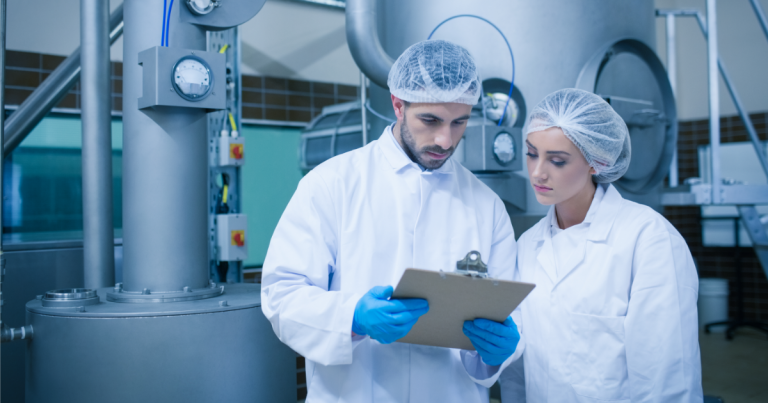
391,254,535,350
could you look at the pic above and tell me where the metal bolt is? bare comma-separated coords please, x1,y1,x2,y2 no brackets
183,286,191,293
219,301,229,307
142,288,151,295
76,306,85,312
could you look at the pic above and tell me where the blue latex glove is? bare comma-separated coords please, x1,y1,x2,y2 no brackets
352,285,429,344
462,316,520,366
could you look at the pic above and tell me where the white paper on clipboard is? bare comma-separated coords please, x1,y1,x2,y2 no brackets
391,268,535,350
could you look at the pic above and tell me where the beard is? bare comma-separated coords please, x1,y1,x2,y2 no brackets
399,114,455,170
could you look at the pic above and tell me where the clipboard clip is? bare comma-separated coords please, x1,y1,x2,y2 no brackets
455,251,489,278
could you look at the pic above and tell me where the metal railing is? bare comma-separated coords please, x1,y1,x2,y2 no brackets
658,0,768,204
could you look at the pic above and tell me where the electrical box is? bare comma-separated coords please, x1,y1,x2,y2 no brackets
215,213,247,261
217,136,245,166
138,46,226,111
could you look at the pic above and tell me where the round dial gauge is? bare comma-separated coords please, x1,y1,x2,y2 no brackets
493,132,515,165
186,0,218,15
172,56,213,102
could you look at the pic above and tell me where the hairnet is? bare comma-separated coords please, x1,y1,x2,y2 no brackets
524,88,631,183
387,40,481,105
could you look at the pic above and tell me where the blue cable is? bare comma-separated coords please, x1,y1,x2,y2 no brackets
162,0,167,46
427,15,515,126
165,0,175,46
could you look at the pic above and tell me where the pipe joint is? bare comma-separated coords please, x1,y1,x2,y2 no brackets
1,324,34,343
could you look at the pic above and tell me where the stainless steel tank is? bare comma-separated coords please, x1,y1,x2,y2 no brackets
350,0,676,223
23,1,295,401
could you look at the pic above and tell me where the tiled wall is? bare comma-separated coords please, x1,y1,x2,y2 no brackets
4,49,358,124
664,112,768,322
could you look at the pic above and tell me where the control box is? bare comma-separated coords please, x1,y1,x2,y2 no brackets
215,213,247,261
217,136,245,166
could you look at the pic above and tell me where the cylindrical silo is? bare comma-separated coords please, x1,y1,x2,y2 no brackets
351,0,675,218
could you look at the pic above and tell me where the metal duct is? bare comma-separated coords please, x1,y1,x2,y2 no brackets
2,4,124,157
80,0,115,289
345,0,392,88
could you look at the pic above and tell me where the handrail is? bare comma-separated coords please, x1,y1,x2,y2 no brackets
750,0,768,44
657,6,768,185
2,4,123,157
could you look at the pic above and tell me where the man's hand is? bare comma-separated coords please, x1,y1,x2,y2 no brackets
462,316,520,366
352,286,429,344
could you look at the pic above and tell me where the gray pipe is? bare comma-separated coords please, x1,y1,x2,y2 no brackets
0,0,7,352
122,0,209,293
2,4,123,158
750,0,768,44
345,0,392,88
81,0,114,289
707,0,721,203
666,14,679,187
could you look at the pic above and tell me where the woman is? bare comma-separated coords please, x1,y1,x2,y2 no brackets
500,89,702,402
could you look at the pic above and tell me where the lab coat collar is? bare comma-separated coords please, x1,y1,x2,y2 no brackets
378,123,455,175
529,183,613,242
533,184,621,285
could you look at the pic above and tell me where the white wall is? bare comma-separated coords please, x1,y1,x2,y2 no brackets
655,0,768,120
7,0,124,62
240,1,359,85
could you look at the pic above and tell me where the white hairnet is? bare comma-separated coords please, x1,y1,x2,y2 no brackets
524,88,631,183
387,40,481,105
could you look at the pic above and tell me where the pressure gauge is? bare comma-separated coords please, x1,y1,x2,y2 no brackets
186,0,219,15
493,132,515,165
172,55,213,102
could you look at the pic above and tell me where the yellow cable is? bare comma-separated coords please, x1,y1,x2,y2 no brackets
222,184,229,204
228,112,238,132
219,44,229,54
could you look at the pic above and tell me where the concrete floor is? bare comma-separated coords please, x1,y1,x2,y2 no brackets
700,328,768,403
489,328,768,403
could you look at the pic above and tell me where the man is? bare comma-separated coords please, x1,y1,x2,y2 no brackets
261,40,521,402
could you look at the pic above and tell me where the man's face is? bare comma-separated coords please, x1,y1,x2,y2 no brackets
391,95,472,170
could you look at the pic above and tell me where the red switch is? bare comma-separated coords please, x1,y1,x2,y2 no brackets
229,144,244,160
231,230,245,247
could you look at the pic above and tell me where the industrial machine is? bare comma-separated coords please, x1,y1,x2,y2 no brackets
338,0,677,230
1,0,296,401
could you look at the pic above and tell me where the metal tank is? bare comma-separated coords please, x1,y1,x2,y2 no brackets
23,1,295,402
348,0,676,225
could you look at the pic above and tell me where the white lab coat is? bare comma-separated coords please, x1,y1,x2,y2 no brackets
262,125,522,403
500,184,703,402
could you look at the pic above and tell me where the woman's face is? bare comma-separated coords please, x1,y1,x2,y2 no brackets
525,126,596,206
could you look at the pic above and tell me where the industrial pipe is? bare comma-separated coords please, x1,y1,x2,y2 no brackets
665,13,679,187
2,4,123,158
345,0,393,88
81,0,114,289
1,324,33,343
707,0,721,203
750,0,768,44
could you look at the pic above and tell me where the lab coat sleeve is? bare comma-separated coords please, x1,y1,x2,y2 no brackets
624,227,703,402
261,171,364,367
461,197,523,387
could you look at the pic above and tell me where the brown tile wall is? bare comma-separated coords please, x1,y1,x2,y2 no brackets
664,112,768,323
4,49,358,124
240,75,358,123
